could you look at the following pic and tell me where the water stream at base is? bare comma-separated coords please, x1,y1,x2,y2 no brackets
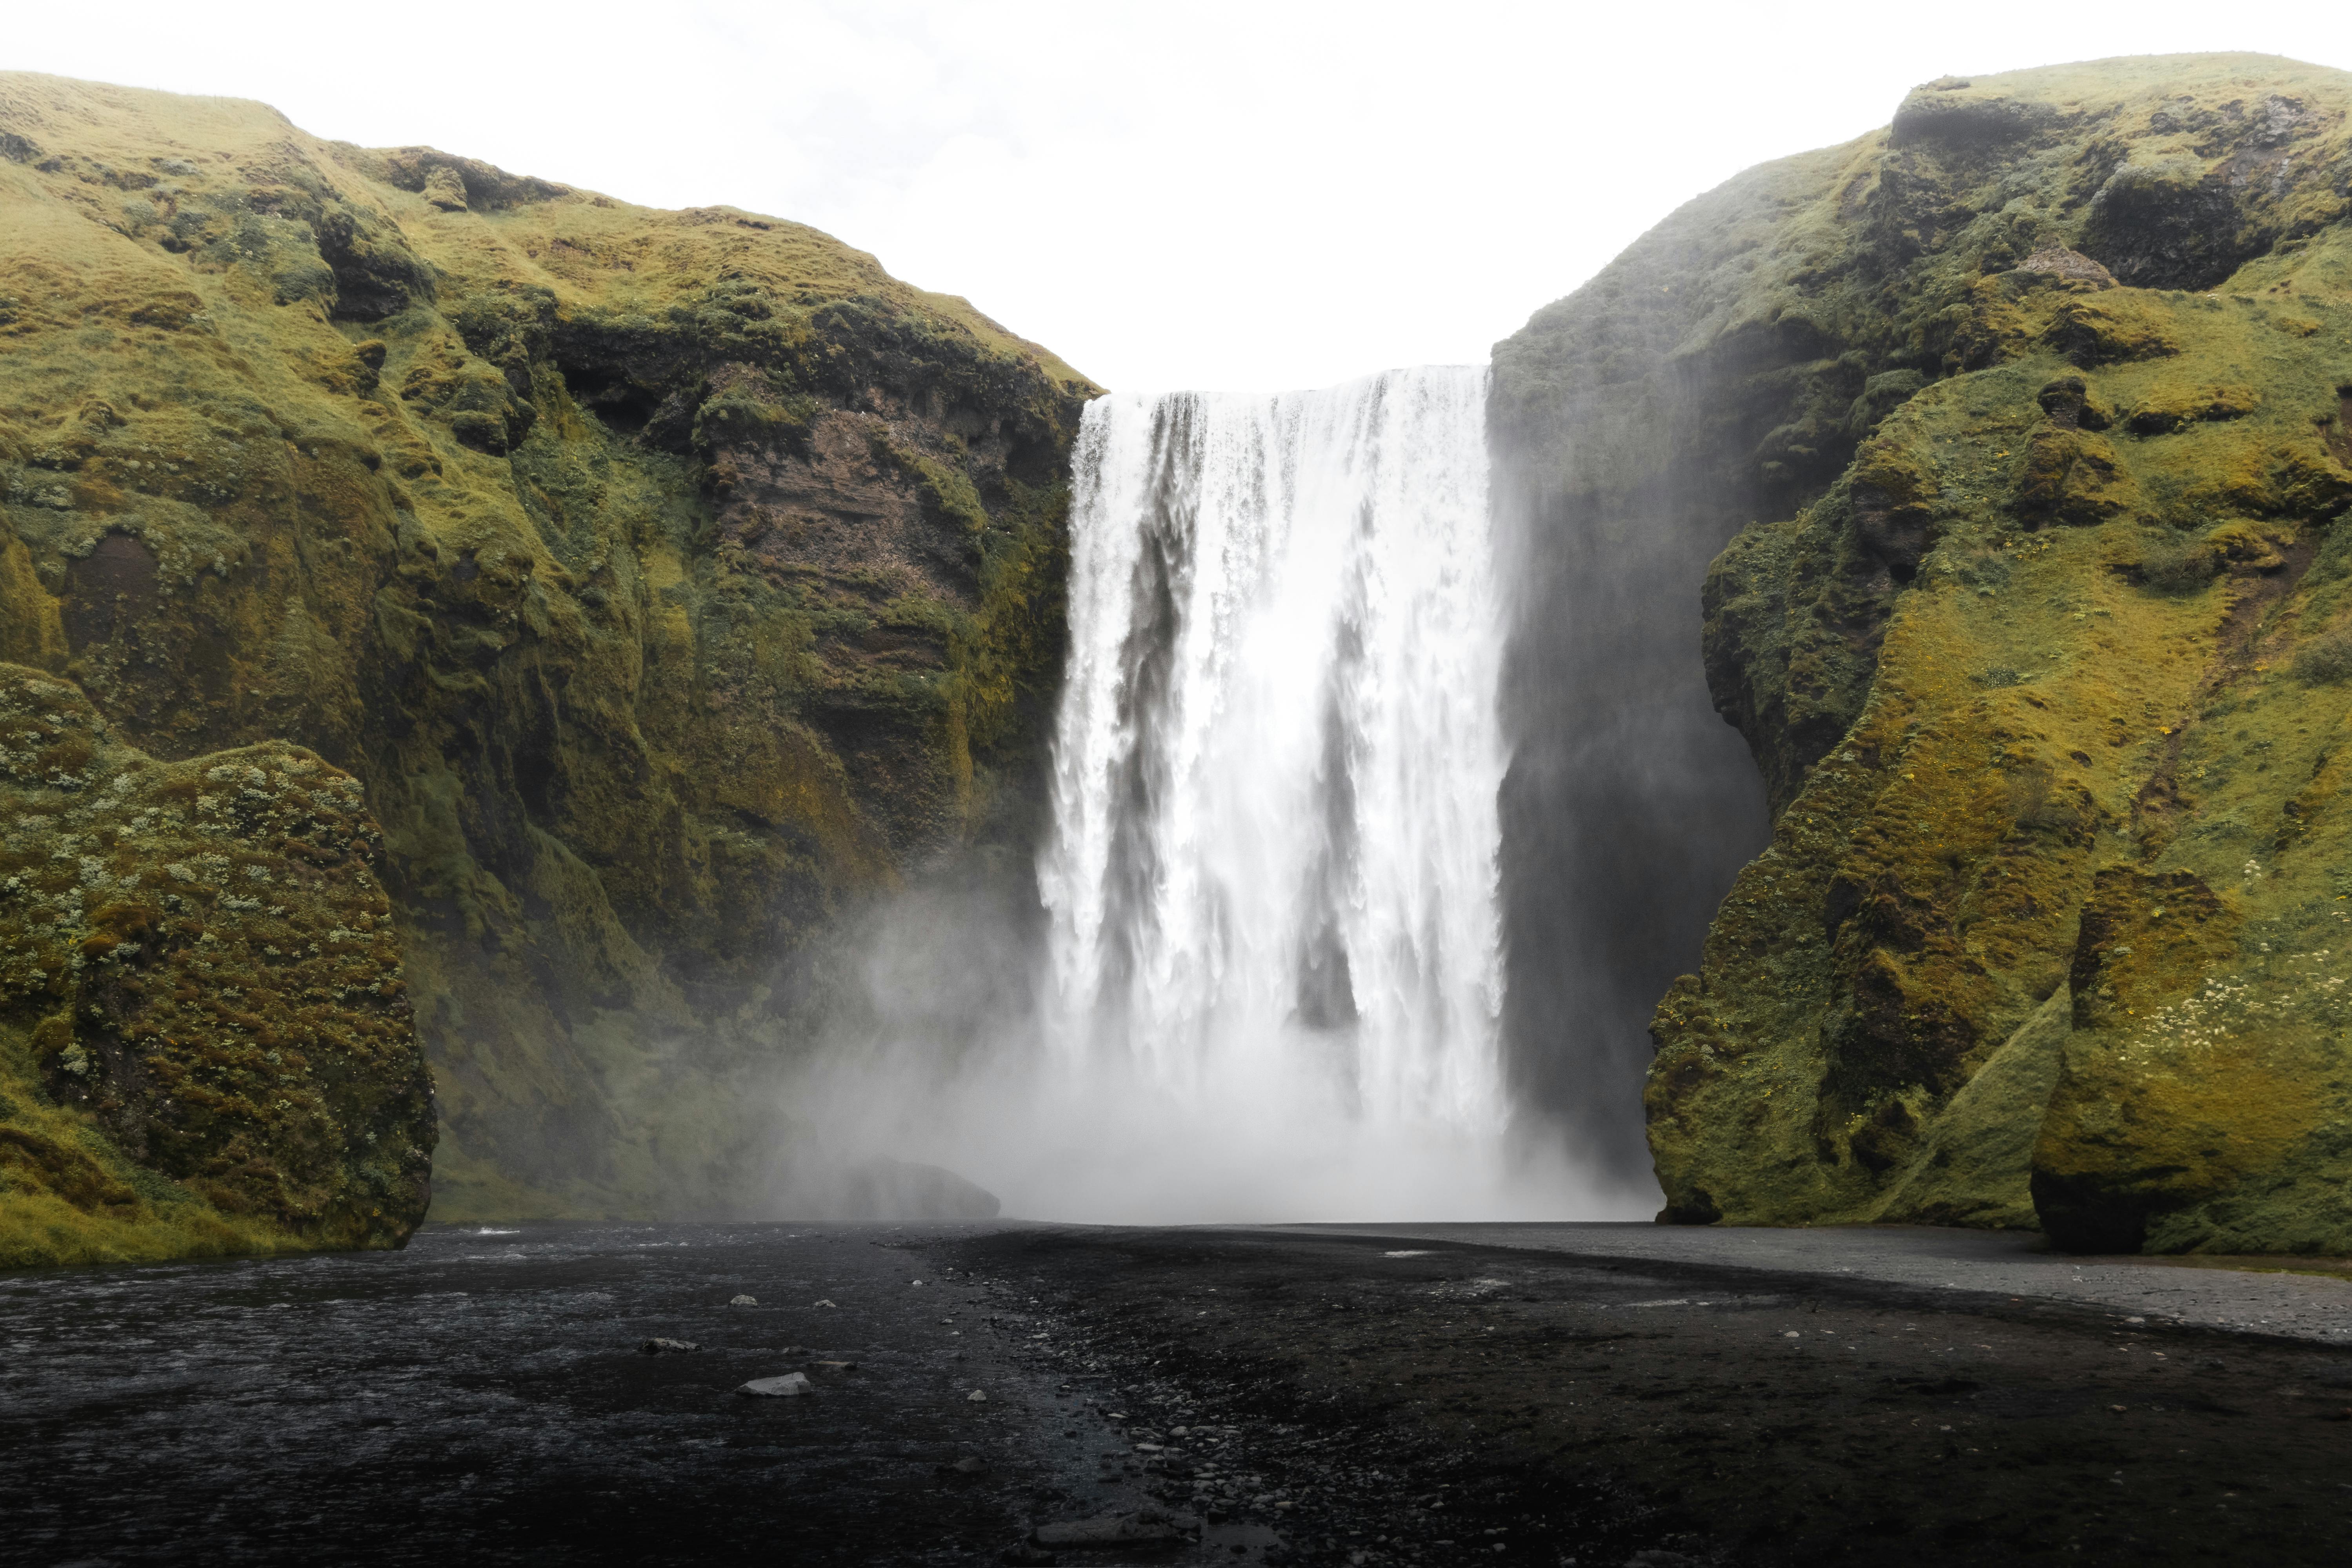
1011,366,1520,1217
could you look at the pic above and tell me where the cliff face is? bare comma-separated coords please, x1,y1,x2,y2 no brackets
0,73,1092,1249
1495,55,2352,1252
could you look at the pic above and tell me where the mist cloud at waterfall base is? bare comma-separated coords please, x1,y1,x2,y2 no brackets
751,862,1663,1224
769,959,1660,1225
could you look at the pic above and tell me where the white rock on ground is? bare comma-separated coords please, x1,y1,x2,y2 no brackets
737,1373,812,1397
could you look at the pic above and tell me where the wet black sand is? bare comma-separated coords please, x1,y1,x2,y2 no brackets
4,1223,1049,1566
7,1222,2350,1566
961,1227,2352,1566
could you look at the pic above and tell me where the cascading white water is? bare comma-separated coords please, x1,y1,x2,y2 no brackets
1020,365,1515,1215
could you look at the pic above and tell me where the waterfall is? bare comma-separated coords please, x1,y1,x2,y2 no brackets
1024,366,1515,1214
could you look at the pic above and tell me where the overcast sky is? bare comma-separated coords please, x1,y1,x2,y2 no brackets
11,3,2343,391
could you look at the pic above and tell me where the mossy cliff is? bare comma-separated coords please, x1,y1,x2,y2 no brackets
1493,55,2352,1252
0,74,1093,1251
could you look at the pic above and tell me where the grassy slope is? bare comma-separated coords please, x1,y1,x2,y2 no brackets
1503,55,2352,1251
0,73,1095,1250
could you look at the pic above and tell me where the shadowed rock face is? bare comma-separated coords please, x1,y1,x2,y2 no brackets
1493,53,2352,1252
0,72,1094,1249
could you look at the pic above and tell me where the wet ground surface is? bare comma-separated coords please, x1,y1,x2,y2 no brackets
1296,1222,2352,1343
964,1227,2352,1566
8,1221,2352,1566
3,1222,1082,1566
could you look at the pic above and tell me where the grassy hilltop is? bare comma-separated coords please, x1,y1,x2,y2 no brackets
0,73,1094,1262
1498,55,2352,1252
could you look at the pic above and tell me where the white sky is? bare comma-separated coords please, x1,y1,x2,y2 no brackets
9,3,2345,392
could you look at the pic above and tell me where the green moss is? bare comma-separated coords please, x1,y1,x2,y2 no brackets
2136,529,2222,594
871,433,993,540
2011,425,2139,524
2044,295,2182,367
2122,381,2260,436
693,378,821,458
0,666,429,1265
2292,627,2352,682
1875,986,2074,1229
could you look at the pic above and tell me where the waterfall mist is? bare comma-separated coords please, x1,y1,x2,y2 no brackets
777,367,1639,1221
1491,491,1772,1205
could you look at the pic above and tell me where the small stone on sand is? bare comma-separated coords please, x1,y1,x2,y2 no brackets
729,1293,757,1306
639,1337,699,1354
967,1388,989,1402
738,1372,812,1397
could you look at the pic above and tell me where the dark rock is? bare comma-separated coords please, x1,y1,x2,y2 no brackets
2013,246,2117,290
1890,83,2055,147
2035,375,2113,432
639,1337,700,1354
2081,157,2254,291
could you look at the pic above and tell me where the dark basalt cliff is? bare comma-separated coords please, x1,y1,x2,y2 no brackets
1494,54,2352,1252
0,74,1092,1260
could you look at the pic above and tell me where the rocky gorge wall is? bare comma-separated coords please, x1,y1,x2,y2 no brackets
1495,54,2352,1253
0,74,1093,1261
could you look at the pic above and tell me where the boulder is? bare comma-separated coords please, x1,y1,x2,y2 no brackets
737,1373,811,1398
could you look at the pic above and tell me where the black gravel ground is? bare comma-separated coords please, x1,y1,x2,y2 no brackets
951,1226,2352,1568
4,1222,1053,1566
7,1221,2350,1566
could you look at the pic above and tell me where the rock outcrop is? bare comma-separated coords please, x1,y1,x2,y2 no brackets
0,73,1092,1255
0,665,430,1263
1494,55,2352,1251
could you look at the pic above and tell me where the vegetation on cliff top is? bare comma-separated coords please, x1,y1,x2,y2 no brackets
1498,54,2352,1252
0,72,1096,1251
